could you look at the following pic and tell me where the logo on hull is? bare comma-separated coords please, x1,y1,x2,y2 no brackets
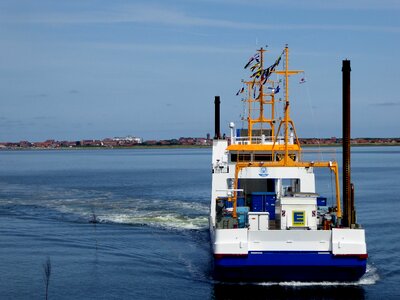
259,167,268,177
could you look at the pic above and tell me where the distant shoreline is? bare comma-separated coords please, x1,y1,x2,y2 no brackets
0,145,211,151
302,143,400,147
2,136,399,150
1,143,400,151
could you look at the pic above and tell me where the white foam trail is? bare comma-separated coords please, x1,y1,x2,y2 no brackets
257,264,379,286
14,191,211,230
98,213,209,230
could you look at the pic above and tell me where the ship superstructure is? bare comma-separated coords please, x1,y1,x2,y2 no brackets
210,46,367,281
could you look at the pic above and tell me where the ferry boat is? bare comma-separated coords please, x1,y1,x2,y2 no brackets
210,46,367,282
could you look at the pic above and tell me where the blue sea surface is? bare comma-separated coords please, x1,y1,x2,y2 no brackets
0,147,399,299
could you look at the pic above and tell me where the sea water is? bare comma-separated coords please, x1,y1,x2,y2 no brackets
0,147,398,299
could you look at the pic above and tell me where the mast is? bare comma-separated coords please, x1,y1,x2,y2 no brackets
247,47,267,143
244,47,281,145
238,45,303,158
284,46,290,164
259,48,265,135
273,45,303,164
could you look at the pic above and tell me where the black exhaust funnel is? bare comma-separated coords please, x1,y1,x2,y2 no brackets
214,96,221,139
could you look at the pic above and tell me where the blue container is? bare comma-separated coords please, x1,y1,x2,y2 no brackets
317,197,327,207
251,193,264,212
264,193,276,220
251,192,276,219
236,206,249,228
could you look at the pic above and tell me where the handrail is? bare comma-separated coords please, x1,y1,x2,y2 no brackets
234,135,287,145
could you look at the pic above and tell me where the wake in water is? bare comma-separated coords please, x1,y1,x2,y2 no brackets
96,209,208,230
0,182,209,230
253,264,379,287
211,266,379,300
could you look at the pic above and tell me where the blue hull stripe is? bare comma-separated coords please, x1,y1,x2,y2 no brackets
214,252,367,282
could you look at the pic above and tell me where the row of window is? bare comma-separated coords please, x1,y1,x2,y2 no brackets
230,153,297,162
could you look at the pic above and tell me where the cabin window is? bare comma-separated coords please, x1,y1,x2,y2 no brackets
276,154,297,161
230,153,251,162
231,153,272,162
282,178,300,196
254,154,272,162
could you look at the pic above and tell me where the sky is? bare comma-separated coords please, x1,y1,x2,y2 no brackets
0,0,399,141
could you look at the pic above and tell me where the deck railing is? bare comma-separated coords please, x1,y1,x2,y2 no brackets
233,135,288,145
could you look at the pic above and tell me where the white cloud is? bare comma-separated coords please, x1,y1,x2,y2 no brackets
89,42,250,54
372,101,400,107
1,3,399,33
192,0,400,10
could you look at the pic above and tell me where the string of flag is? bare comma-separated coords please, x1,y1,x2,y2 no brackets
237,49,285,96
236,49,306,97
247,50,283,82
